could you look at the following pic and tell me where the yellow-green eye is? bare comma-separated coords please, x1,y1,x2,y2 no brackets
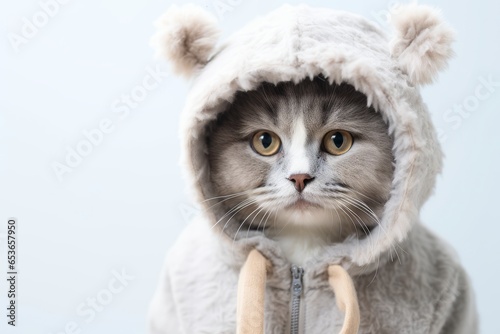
251,131,281,156
323,130,353,155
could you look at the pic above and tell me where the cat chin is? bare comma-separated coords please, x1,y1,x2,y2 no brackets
267,208,350,266
273,233,329,267
284,198,320,211
274,206,341,229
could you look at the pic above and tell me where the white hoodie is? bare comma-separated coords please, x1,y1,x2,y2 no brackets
148,4,478,333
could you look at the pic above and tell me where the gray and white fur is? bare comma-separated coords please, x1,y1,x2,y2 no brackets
208,78,394,265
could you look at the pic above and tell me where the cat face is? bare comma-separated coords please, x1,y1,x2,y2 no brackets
207,78,394,240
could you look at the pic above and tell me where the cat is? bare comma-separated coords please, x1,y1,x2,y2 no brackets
150,5,478,333
207,76,394,266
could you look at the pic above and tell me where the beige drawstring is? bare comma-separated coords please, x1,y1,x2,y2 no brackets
328,265,360,334
237,249,271,334
236,249,361,334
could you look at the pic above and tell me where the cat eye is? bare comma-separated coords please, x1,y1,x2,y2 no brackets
322,130,353,155
251,131,281,156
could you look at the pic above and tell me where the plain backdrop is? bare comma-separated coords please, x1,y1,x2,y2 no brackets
1,0,499,333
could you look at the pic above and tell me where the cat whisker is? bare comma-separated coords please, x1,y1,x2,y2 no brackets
337,200,383,256
338,195,380,226
275,217,292,235
205,193,248,210
201,191,249,203
232,204,263,244
221,200,258,234
323,184,383,206
261,207,277,232
256,208,273,232
339,194,405,262
337,199,371,236
346,188,383,206
320,192,379,229
334,201,361,240
203,188,273,210
211,198,254,231
330,205,343,237
271,208,279,230
245,206,267,238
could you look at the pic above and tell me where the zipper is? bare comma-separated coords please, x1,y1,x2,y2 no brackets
290,265,304,334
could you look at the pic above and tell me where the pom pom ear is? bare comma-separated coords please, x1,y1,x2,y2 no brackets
389,3,455,85
151,5,220,78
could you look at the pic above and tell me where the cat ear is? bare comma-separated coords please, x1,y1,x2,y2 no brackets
389,3,455,86
151,4,220,78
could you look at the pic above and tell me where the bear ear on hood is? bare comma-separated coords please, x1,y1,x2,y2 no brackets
151,4,220,78
389,3,455,86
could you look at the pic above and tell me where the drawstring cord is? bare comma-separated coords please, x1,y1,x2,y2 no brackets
236,249,360,334
328,265,360,334
237,249,270,334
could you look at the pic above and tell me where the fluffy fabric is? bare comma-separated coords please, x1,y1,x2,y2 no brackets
148,4,478,334
389,3,455,85
151,4,220,77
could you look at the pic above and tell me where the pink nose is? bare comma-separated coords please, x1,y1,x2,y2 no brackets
288,174,314,192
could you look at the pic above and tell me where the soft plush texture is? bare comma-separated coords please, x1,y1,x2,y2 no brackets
150,4,220,77
148,3,478,333
389,3,455,85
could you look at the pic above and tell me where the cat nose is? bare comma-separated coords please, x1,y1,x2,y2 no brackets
288,174,314,192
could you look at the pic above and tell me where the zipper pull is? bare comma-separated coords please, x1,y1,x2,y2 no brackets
291,265,304,297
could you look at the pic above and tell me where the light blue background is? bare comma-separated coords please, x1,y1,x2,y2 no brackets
1,0,498,333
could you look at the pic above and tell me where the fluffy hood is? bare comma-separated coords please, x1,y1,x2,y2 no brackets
152,3,453,270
